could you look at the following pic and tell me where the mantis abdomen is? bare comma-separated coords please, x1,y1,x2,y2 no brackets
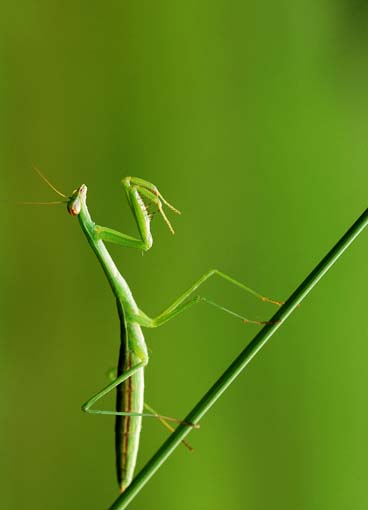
115,306,146,492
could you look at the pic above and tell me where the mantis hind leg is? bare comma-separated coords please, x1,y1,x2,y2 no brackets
144,403,194,451
82,366,197,428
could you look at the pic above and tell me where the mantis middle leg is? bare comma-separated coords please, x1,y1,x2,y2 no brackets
136,269,283,328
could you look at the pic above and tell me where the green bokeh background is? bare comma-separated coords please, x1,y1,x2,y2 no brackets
2,2,368,509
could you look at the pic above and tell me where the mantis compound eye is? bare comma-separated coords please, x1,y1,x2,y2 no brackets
67,185,87,216
67,196,81,216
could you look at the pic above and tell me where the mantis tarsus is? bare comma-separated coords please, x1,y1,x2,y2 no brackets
36,171,281,493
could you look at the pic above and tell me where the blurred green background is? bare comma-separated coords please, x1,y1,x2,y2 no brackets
1,2,368,509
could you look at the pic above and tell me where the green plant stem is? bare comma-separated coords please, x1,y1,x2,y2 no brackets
108,208,368,510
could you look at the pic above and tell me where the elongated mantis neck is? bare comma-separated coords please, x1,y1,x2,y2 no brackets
71,185,139,316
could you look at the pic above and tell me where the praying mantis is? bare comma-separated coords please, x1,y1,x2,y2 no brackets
34,171,281,494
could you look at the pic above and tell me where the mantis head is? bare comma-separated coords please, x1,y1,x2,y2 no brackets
67,184,87,216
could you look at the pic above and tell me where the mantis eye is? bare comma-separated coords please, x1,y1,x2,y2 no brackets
67,184,87,216
67,196,81,216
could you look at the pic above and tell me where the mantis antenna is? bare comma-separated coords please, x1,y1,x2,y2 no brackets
32,165,67,198
14,166,68,206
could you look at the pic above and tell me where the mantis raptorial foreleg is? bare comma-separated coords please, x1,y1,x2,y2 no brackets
94,176,180,250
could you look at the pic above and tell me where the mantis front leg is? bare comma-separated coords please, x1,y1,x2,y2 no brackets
93,177,180,250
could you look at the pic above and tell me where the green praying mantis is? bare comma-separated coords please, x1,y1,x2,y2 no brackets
32,170,282,494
